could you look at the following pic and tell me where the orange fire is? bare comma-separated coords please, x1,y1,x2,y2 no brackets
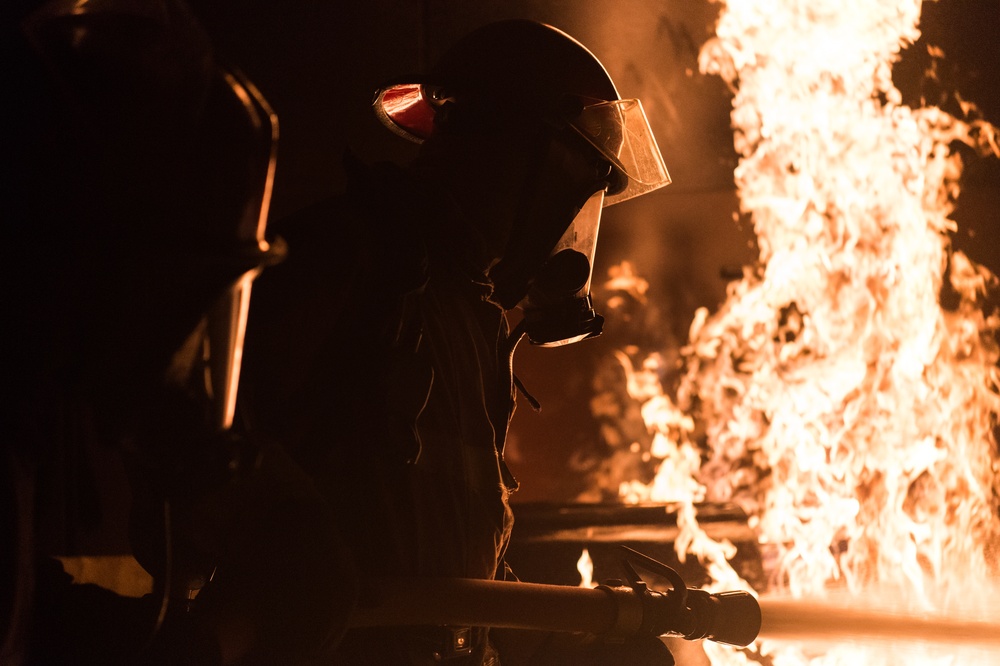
603,0,1000,663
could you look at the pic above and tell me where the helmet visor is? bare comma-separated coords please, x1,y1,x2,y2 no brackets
569,98,671,206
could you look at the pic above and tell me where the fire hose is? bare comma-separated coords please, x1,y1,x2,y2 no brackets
350,546,761,648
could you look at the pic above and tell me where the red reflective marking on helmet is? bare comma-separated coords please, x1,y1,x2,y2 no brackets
380,84,436,140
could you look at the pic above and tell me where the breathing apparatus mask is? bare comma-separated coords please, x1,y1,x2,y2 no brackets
514,97,670,346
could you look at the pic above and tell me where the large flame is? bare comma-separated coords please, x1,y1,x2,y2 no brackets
601,0,1000,663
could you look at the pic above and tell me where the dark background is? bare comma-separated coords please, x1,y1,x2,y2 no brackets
189,0,1000,503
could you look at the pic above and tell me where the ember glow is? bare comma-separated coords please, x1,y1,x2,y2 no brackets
600,0,1000,663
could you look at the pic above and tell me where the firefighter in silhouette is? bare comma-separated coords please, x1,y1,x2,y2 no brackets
2,1,353,664
241,19,674,664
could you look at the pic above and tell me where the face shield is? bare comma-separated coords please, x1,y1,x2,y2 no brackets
568,98,671,206
204,72,283,432
166,70,284,434
204,256,268,432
